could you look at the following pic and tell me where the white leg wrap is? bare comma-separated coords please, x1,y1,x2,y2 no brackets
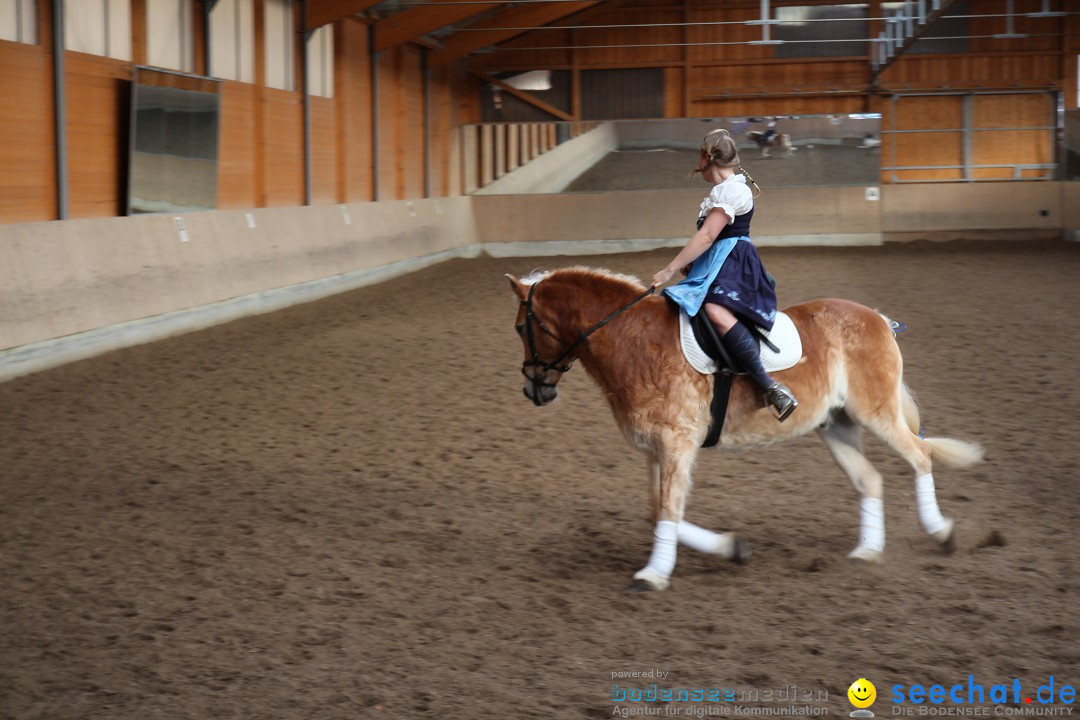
677,521,734,556
858,497,885,552
641,520,679,579
915,473,948,535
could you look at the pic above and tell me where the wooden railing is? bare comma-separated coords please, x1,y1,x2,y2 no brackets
462,121,601,193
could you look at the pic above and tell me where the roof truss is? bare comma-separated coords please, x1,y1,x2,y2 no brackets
427,2,602,68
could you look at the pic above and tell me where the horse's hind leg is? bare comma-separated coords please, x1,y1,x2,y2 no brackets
858,395,957,552
816,412,886,563
846,382,959,552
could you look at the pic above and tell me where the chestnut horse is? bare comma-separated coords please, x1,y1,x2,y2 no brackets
747,130,795,158
507,267,983,591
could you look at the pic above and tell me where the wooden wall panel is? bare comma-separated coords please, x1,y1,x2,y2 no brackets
688,7,771,65
402,46,424,199
694,95,865,118
891,95,964,129
431,65,462,197
469,0,1070,134
337,17,373,203
971,93,1053,179
692,60,867,102
310,96,339,204
663,67,684,118
484,28,573,71
261,88,303,206
881,92,1053,182
883,96,964,182
2,1,1071,223
375,45,425,200
0,41,56,223
971,129,1048,179
878,54,1061,89
217,81,258,209
375,48,398,200
972,93,1051,129
65,54,131,219
887,131,964,181
458,73,484,126
966,0,1064,53
575,8,682,67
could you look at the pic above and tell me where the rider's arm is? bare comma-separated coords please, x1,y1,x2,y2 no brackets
651,208,731,287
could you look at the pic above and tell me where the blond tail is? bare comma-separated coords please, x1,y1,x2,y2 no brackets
924,437,985,468
900,383,921,436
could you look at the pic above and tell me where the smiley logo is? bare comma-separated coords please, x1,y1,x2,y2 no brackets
847,678,877,709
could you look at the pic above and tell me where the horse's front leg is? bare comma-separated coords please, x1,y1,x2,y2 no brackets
637,449,752,592
633,444,695,591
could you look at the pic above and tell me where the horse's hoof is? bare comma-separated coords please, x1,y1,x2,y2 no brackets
630,569,670,592
732,537,752,564
847,547,884,564
933,519,957,554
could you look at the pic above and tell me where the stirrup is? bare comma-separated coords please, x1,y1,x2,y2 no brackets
765,383,798,422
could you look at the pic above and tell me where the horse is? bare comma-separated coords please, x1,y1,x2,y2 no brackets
858,134,882,150
747,130,795,158
506,267,983,592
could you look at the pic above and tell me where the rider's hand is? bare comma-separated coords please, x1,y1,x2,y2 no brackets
651,268,676,288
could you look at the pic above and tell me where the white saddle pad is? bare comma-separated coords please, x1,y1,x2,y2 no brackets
678,309,802,375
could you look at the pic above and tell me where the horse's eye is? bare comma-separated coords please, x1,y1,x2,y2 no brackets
515,324,525,336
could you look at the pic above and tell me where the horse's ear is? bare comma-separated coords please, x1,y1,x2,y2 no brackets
505,273,526,300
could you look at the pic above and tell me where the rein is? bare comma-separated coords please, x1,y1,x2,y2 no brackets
522,281,655,376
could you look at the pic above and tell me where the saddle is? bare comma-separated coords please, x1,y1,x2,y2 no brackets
677,307,803,448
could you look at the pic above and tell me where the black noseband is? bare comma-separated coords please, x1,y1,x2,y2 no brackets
521,282,575,375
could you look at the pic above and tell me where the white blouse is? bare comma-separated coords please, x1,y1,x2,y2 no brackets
697,173,754,226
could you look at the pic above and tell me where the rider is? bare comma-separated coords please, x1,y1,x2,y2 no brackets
761,120,778,144
650,128,798,422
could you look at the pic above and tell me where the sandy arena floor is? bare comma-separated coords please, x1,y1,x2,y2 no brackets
1,237,1078,719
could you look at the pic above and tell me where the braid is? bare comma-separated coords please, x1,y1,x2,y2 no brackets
738,163,762,198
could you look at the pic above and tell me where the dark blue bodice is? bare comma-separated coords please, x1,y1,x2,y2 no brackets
697,205,754,238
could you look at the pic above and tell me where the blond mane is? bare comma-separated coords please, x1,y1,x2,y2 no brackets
522,267,645,292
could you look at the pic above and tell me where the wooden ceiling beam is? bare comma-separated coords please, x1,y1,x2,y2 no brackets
373,2,502,53
469,69,574,121
304,0,382,31
427,2,602,68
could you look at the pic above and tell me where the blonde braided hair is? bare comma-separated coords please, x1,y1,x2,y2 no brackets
692,128,762,198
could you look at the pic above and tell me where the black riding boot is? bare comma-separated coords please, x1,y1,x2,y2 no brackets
720,321,798,422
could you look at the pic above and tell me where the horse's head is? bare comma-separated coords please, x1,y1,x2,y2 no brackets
506,272,570,406
506,267,651,407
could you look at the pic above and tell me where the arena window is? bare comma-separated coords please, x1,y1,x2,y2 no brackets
0,0,37,45
64,0,131,60
306,24,333,99
210,0,254,83
773,4,869,59
265,0,295,91
147,0,195,73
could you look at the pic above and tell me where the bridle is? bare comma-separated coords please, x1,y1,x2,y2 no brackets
519,280,654,381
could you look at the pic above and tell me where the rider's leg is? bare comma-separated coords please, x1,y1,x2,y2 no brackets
703,303,798,421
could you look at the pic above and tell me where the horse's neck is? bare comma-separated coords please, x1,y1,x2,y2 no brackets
570,294,674,389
